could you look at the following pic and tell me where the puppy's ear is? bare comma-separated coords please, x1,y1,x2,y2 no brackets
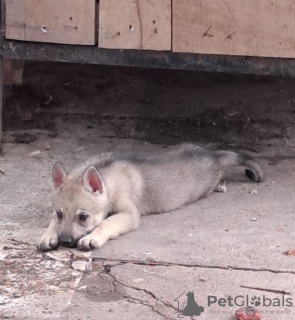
83,166,104,194
52,162,68,188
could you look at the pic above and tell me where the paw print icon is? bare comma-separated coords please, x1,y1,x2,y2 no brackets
251,296,261,307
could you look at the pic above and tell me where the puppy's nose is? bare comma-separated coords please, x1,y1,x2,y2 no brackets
59,236,74,247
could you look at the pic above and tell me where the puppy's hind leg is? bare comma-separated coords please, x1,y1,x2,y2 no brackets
38,217,59,251
215,179,227,193
78,207,140,251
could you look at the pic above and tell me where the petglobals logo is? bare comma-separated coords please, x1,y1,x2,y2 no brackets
208,295,293,308
174,291,205,318
173,291,293,318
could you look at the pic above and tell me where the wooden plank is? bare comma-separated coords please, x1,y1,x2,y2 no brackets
5,0,96,45
99,0,171,51
173,0,295,58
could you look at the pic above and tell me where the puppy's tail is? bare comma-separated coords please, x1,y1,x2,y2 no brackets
214,150,264,182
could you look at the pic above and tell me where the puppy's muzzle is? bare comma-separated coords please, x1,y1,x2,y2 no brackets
59,235,75,248
59,230,92,248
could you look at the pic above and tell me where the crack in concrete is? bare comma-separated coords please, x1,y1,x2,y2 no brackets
101,262,177,319
124,295,170,319
136,0,143,50
93,257,295,275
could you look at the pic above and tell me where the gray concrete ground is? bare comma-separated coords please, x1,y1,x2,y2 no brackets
1,63,295,319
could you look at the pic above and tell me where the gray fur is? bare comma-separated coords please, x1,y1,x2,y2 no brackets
73,144,263,215
38,144,264,251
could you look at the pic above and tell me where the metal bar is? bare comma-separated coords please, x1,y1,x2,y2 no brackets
1,39,295,77
1,0,295,77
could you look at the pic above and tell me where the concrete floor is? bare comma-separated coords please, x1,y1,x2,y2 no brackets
1,63,295,319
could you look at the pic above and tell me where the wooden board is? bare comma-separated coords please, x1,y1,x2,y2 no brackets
99,0,171,51
173,0,295,58
5,0,96,45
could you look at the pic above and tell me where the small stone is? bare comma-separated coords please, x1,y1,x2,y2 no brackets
44,142,51,150
2,311,12,318
72,260,87,271
26,150,42,158
76,285,88,291
13,292,22,298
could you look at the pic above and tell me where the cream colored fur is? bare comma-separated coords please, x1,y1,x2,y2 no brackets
38,144,263,251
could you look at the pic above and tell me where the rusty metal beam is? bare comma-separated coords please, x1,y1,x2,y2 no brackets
1,40,295,77
1,0,295,77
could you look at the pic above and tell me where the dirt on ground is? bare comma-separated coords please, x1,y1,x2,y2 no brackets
4,61,295,157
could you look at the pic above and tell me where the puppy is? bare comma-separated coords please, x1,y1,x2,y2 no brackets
38,144,263,251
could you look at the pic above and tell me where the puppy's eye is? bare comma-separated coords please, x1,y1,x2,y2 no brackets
56,210,62,219
79,213,88,221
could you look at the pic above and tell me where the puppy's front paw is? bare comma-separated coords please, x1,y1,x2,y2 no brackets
77,235,100,251
37,233,59,251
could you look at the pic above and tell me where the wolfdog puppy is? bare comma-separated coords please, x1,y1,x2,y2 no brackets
38,144,263,251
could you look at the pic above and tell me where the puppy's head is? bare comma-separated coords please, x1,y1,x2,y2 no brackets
52,162,109,248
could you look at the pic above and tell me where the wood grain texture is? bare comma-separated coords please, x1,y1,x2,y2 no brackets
5,0,96,45
99,0,171,51
173,0,295,58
